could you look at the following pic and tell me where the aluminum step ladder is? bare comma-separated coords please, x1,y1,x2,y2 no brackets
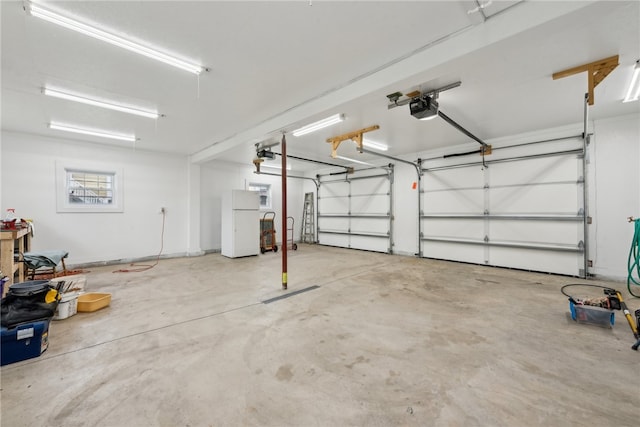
301,192,315,243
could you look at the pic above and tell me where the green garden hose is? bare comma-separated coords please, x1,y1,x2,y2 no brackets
628,218,640,298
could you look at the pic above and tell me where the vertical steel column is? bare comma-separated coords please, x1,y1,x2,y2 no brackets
281,134,288,290
388,165,395,254
582,93,589,278
417,159,423,257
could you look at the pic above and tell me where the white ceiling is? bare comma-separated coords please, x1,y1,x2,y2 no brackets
2,1,639,171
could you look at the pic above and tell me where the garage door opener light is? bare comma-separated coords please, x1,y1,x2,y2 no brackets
43,87,159,119
26,2,205,75
292,114,344,137
49,122,136,142
410,95,439,120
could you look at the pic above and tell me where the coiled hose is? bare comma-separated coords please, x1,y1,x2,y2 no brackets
628,218,640,298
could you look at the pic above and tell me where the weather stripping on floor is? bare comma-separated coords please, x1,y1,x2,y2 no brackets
261,285,320,304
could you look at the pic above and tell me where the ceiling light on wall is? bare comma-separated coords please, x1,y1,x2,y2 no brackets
362,139,388,151
410,96,439,120
27,2,205,75
623,60,640,103
49,122,136,142
43,87,159,119
292,114,345,137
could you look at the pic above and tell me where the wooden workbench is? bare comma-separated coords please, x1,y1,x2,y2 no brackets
1,227,32,294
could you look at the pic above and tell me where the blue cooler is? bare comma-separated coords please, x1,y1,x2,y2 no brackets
1,320,50,366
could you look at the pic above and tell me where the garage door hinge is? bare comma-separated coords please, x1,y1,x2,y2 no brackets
587,216,592,224
484,235,489,242
588,260,593,267
484,210,490,215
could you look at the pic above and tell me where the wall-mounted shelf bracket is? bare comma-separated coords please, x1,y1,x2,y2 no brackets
326,125,379,158
552,55,619,105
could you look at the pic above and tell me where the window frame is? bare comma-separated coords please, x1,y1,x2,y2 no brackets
248,182,272,210
56,161,124,213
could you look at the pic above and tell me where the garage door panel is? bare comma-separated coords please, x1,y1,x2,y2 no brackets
420,139,585,277
490,220,581,245
351,177,388,195
423,189,484,214
319,197,349,214
425,168,484,190
422,220,484,239
318,234,349,247
490,184,579,213
318,217,348,232
351,218,389,234
320,182,350,197
350,236,389,253
421,241,485,264
318,172,393,253
489,247,581,276
351,194,389,214
490,156,580,185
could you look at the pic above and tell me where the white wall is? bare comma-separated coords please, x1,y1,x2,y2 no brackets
1,131,190,265
590,113,640,279
200,161,303,251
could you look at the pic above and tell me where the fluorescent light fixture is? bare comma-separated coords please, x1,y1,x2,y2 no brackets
261,163,292,170
335,155,374,166
292,114,344,137
44,87,159,119
27,2,204,75
49,122,136,142
362,139,388,151
623,60,640,103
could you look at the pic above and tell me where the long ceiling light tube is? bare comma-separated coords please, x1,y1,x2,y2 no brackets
49,122,136,142
261,163,292,170
362,139,388,151
43,87,159,119
335,155,374,166
623,60,640,103
27,2,204,75
292,114,344,137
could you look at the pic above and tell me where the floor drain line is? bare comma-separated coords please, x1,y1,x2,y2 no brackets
261,285,320,304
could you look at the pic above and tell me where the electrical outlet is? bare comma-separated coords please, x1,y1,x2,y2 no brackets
160,207,166,214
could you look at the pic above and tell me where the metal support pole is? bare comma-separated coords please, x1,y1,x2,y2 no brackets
388,165,395,254
417,158,423,257
281,134,288,290
582,93,589,279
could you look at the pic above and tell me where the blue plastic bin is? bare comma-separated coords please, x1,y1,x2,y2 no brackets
1,320,49,366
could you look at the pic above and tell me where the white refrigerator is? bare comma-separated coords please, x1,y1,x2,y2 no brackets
221,190,260,258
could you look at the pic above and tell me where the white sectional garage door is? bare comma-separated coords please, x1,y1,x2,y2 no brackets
318,170,393,253
420,136,586,277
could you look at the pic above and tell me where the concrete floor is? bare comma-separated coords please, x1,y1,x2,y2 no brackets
1,244,638,426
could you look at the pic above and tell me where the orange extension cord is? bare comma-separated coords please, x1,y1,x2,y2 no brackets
113,211,165,273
